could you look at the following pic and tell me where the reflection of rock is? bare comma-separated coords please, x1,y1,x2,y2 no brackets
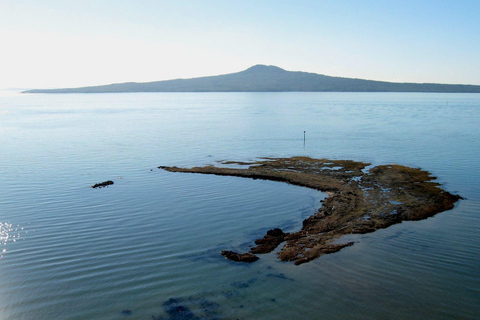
161,157,462,265
221,250,259,263
91,180,114,188
250,228,287,254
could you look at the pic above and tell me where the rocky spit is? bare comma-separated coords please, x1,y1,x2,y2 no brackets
160,157,461,265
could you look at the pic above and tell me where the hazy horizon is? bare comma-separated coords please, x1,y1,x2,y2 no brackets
1,1,480,89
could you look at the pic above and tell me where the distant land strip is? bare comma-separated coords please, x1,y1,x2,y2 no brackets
23,65,480,93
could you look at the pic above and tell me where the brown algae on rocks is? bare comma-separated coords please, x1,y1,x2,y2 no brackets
160,157,462,265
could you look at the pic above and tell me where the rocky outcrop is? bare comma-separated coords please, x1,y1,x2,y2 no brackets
161,157,462,265
250,228,287,254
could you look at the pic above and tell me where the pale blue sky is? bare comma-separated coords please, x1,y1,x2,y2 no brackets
1,0,480,89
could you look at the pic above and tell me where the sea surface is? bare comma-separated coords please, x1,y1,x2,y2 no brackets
0,91,479,319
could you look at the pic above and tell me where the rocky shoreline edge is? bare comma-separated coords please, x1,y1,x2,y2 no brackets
159,157,462,265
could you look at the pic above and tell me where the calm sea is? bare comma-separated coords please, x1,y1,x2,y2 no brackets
0,91,479,319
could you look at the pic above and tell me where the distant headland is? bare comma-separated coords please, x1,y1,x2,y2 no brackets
23,65,480,93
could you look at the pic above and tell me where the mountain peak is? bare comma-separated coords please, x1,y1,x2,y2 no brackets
243,65,286,73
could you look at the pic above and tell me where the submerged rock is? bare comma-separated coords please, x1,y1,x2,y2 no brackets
161,157,462,265
121,309,132,315
154,296,221,320
162,298,196,319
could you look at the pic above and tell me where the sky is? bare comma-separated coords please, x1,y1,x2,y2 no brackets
1,0,480,89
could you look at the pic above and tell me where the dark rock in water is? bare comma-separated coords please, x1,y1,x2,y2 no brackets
220,228,287,263
161,298,199,320
266,273,295,281
221,250,259,262
199,299,221,319
250,228,287,254
222,290,241,299
231,278,257,288
91,180,114,188
121,309,132,315
155,296,221,320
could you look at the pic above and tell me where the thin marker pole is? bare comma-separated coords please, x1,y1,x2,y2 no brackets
304,131,306,143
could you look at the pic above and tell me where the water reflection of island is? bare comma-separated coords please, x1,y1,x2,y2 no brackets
160,157,462,265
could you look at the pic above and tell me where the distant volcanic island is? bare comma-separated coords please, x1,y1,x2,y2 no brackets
160,157,462,265
23,65,480,93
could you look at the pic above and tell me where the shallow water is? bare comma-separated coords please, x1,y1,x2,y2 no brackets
0,91,479,319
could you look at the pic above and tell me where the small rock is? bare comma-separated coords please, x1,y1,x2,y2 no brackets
91,180,114,188
221,251,259,262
